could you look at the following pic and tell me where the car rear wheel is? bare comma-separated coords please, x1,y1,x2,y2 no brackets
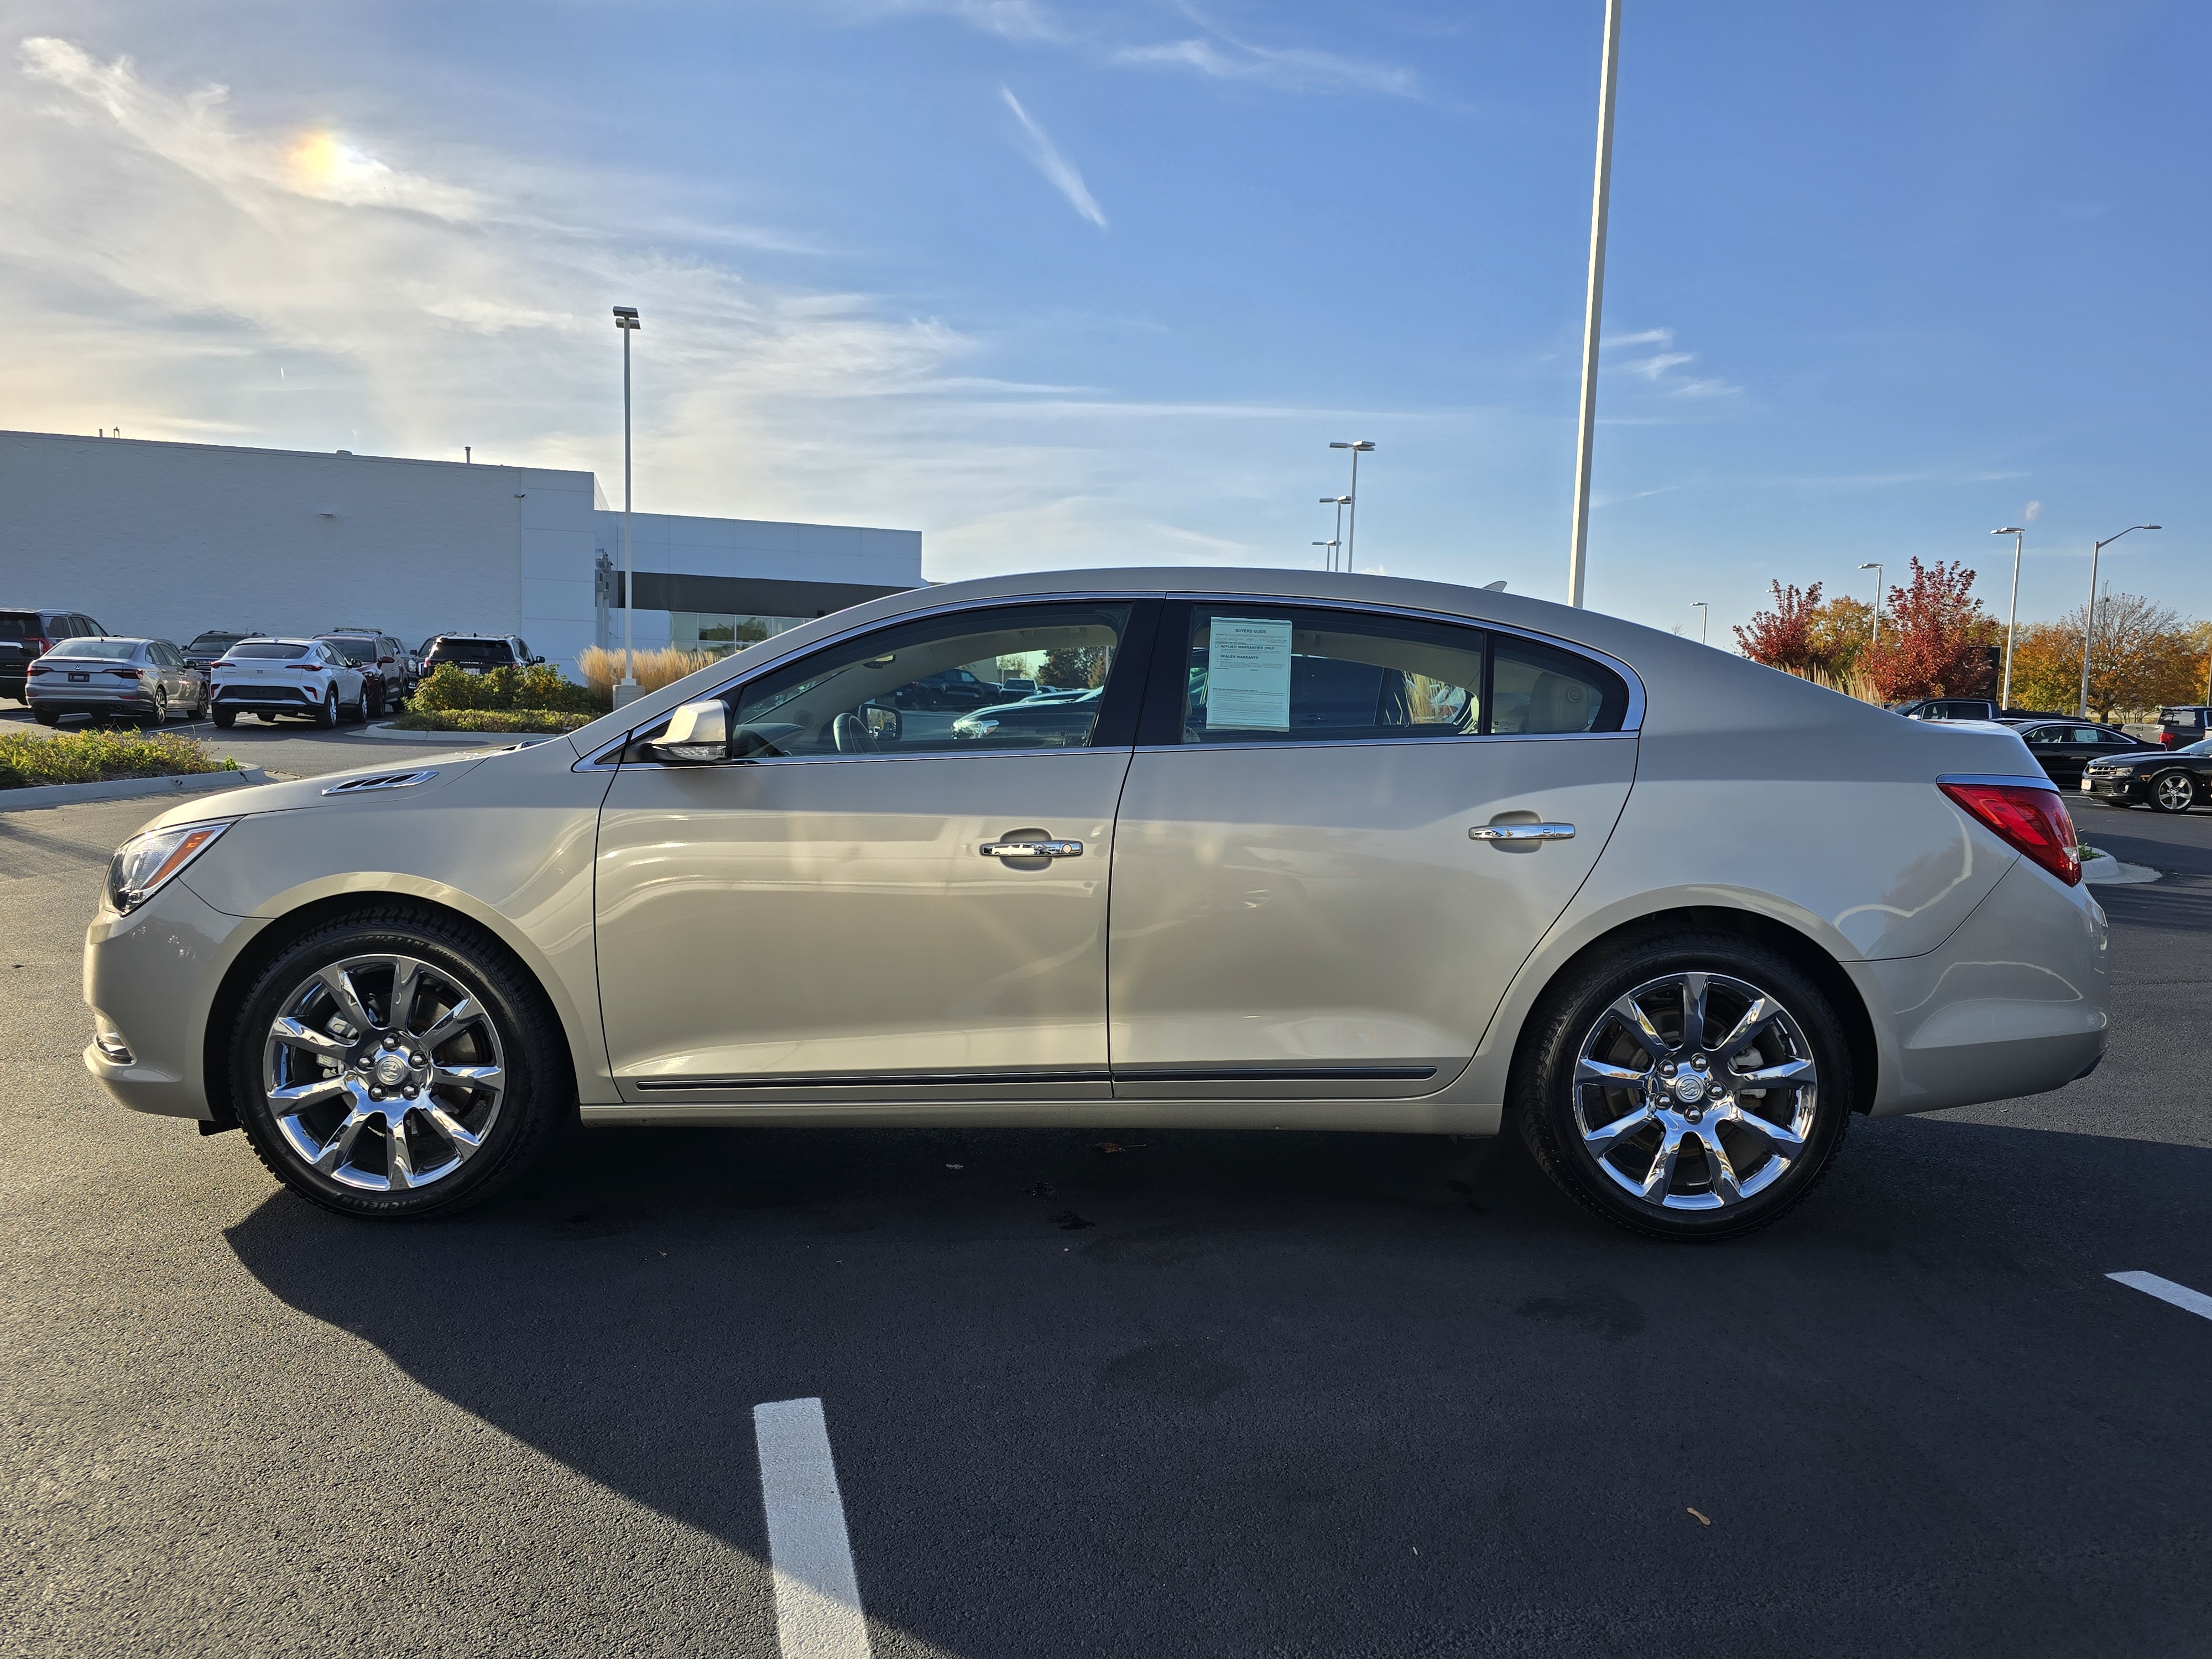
2150,771,2197,813
139,688,168,730
1515,932,1853,1241
212,707,236,728
230,911,570,1219
314,688,337,729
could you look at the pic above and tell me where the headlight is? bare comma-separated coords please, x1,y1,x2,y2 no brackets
957,718,998,737
105,821,233,914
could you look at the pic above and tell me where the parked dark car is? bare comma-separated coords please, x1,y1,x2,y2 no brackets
1892,697,2068,723
2007,719,2155,789
891,666,1004,710
316,632,410,717
2082,738,2212,813
1,609,107,702
181,630,263,674
27,637,206,727
329,625,419,694
2155,705,2212,748
421,634,539,675
952,686,1105,745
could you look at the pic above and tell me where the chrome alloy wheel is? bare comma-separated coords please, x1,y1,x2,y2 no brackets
260,954,505,1192
1571,971,1818,1211
2154,771,2196,812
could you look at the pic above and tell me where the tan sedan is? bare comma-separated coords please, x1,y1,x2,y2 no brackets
83,569,2107,1239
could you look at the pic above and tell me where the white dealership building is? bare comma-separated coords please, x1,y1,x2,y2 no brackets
0,430,924,673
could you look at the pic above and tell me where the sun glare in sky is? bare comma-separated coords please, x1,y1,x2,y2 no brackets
290,131,384,187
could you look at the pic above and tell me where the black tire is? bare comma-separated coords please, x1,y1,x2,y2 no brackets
228,909,571,1220
314,688,337,729
34,708,59,727
1514,931,1854,1241
139,690,168,731
366,682,385,721
2148,770,2197,814
212,708,236,729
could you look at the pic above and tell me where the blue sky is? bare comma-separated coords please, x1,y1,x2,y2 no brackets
3,1,2204,640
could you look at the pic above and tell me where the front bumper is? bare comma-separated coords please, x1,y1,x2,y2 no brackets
82,879,264,1120
1846,858,2109,1117
2081,771,2145,803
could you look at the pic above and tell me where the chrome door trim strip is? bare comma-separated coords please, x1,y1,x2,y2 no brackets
1128,730,1638,757
632,1066,1113,1092
1112,1064,1439,1083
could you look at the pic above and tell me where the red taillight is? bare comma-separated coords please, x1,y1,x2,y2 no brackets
290,664,325,672
27,664,49,676
1939,781,2081,886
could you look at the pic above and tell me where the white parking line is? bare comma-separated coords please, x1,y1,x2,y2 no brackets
754,1397,874,1659
2108,1270,2212,1322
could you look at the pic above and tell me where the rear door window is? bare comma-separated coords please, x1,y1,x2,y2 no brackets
1173,606,1485,743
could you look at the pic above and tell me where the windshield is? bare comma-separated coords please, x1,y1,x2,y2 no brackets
319,638,377,664
228,643,312,661
2175,739,2212,757
48,638,134,659
430,639,510,663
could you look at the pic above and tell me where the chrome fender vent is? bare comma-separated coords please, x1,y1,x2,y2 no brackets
321,769,439,796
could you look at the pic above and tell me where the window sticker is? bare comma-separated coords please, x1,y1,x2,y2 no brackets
1207,617,1293,730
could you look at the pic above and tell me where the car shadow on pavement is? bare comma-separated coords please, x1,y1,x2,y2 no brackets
222,1115,2212,1658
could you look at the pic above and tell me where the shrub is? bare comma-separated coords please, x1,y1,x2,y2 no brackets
410,662,606,716
576,645,720,697
388,709,597,735
0,728,233,789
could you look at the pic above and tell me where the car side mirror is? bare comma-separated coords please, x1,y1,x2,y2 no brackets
654,699,731,764
864,702,902,743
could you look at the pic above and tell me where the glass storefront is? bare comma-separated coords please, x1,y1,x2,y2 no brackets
670,612,810,659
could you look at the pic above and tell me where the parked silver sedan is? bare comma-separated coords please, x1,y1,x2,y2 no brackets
28,637,207,727
81,569,2107,1239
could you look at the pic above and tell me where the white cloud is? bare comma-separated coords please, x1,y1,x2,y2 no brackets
2025,499,2043,521
1000,87,1108,229
1605,326,1740,399
1603,327,1673,347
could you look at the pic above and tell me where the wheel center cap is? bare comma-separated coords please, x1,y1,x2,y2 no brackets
373,1053,413,1087
1673,1072,1708,1105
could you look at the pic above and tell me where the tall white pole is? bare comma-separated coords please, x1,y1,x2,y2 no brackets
1346,447,1361,570
2079,537,2103,719
1567,0,1623,609
622,322,635,687
2001,529,2022,708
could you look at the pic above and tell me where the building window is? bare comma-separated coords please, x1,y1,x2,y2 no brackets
670,612,809,658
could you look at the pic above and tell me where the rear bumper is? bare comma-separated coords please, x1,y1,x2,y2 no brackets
213,686,316,709
29,692,159,717
1847,859,2109,1117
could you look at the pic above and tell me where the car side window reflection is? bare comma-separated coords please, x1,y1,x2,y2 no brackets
727,602,1134,758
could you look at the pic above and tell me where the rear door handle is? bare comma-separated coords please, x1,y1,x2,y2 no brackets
980,839,1084,859
1469,822,1576,842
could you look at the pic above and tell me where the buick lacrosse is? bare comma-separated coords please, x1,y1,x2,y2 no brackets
84,569,2107,1239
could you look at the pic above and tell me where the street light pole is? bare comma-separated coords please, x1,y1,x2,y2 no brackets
1691,601,1708,645
1312,539,1339,569
2078,524,2160,718
613,306,641,698
1567,0,1624,610
1319,497,1350,572
1328,444,1374,568
1858,562,1883,648
1991,526,2025,708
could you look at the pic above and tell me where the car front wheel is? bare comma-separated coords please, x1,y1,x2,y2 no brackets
1515,932,1853,1241
229,911,570,1219
2150,770,2198,813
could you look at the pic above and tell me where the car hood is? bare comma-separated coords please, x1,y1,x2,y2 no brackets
132,741,565,836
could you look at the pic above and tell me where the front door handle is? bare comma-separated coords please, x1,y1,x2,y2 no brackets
980,839,1084,859
1469,822,1576,843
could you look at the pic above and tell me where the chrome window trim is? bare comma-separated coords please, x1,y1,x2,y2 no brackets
1134,730,1636,757
571,584,1645,773
602,743,1125,775
1936,772,2069,792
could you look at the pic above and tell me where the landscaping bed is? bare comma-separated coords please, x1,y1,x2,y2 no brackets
392,663,608,737
0,728,236,790
387,709,598,735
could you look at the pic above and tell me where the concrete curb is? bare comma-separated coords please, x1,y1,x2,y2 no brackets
0,766,270,812
365,723,567,746
2082,853,2161,886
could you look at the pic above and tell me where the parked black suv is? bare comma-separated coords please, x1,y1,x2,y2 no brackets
1,609,107,702
891,666,1004,710
181,629,264,674
421,634,540,675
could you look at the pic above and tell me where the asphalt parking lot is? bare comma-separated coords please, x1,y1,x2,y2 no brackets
6,775,2212,1657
